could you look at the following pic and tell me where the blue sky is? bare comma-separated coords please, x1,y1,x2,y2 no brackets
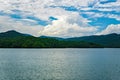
0,0,120,37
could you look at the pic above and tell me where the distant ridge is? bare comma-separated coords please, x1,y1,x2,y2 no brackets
0,30,31,38
66,33,120,48
0,30,120,48
0,30,103,48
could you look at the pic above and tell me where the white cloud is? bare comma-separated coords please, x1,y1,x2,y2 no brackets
0,0,99,37
97,24,120,35
82,11,120,22
0,0,95,20
106,14,120,21
39,13,98,38
93,0,120,12
0,0,120,37
0,12,98,38
0,16,43,36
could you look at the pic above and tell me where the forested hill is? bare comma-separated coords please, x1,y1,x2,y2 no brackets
0,30,102,48
0,30,28,38
0,30,120,48
66,33,120,48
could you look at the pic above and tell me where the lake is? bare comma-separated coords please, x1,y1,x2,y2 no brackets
0,49,120,80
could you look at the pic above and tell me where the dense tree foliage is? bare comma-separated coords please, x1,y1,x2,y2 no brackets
1,30,120,48
0,36,103,48
67,33,120,48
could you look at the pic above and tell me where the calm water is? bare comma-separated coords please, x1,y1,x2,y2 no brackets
0,49,120,80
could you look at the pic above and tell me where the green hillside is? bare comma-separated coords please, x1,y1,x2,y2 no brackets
0,30,102,48
1,30,120,48
66,33,120,48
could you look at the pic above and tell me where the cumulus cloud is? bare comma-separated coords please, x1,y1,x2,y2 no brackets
97,24,120,35
0,11,98,38
0,16,43,36
39,13,98,37
0,0,120,37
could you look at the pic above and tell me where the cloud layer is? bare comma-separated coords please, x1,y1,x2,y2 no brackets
0,0,120,37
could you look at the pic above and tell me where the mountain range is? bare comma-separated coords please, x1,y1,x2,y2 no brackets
0,30,120,48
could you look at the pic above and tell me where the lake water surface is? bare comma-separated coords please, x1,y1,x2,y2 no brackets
0,49,120,80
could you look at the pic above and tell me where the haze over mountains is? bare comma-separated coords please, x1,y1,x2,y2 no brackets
0,30,120,48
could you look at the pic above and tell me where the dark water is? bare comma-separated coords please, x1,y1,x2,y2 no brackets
0,49,120,80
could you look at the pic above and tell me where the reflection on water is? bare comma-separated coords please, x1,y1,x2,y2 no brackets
0,49,120,80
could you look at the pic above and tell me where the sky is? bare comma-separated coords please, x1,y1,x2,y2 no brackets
0,0,120,38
